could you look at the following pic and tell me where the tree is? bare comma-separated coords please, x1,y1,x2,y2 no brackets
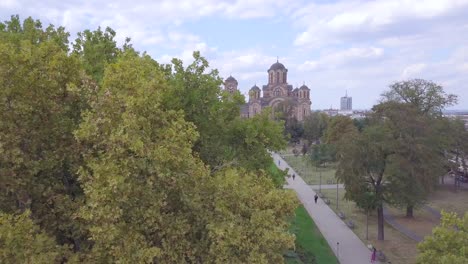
303,111,329,143
72,27,121,83
309,143,336,192
323,115,358,144
382,79,457,116
417,211,468,264
75,51,297,262
336,125,393,240
162,52,286,176
379,79,458,217
0,15,88,251
0,211,71,263
373,102,444,217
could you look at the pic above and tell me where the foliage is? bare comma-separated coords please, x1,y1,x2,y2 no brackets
274,99,303,143
0,16,297,262
72,26,122,83
0,211,70,263
323,115,357,144
162,53,286,174
382,79,457,116
303,111,329,143
0,15,88,250
336,125,393,240
75,51,297,262
417,211,468,264
309,144,336,167
373,102,445,216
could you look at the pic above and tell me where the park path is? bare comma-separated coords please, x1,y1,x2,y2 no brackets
273,153,377,264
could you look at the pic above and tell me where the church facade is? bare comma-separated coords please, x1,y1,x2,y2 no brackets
224,61,312,121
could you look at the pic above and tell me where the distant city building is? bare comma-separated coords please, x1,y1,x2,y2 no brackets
340,92,352,111
443,111,468,130
224,60,312,121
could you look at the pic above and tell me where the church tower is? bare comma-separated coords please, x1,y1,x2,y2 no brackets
224,75,238,94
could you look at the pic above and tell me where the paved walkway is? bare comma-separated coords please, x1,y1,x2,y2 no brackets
273,153,377,264
310,184,344,190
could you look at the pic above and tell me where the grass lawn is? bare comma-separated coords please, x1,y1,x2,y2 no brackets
320,189,418,264
286,205,339,264
427,185,468,216
283,155,337,185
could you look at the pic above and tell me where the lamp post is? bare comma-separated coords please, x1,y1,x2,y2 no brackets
318,165,322,193
336,180,339,210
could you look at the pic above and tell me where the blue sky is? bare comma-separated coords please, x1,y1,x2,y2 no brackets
2,0,468,109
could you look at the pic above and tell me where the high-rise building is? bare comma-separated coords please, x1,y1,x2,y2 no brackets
340,91,352,111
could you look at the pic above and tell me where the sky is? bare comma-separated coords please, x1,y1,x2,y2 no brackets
2,0,468,110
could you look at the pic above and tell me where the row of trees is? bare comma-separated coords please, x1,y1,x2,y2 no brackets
306,79,466,242
0,15,297,263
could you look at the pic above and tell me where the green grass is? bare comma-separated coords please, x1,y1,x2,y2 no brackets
285,206,339,264
283,156,337,185
267,161,286,187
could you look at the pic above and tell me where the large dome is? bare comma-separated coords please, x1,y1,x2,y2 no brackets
250,84,260,91
225,75,238,83
269,61,286,71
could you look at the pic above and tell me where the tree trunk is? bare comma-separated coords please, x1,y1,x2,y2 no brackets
366,210,369,240
406,205,414,218
377,206,384,241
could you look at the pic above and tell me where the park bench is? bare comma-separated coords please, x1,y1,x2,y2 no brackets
318,192,324,198
324,198,330,205
338,212,346,219
327,180,333,184
346,220,355,229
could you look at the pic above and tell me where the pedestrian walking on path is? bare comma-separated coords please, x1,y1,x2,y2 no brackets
273,152,375,264
292,173,296,180
371,247,377,263
314,194,318,204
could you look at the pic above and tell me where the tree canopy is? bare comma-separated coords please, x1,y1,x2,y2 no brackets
417,211,468,264
0,15,296,262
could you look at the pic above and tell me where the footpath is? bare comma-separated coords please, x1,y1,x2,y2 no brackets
273,153,377,264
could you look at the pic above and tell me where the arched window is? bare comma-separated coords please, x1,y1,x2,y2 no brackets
274,89,281,96
276,72,279,83
269,73,273,83
283,72,287,83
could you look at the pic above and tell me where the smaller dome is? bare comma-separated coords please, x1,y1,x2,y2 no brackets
300,84,310,90
225,75,238,83
269,61,286,71
250,84,260,91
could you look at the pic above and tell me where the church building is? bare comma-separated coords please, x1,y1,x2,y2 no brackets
224,60,312,121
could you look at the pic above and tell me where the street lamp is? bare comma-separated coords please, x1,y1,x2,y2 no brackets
336,180,339,210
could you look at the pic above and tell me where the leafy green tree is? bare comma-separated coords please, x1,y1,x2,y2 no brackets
76,51,297,262
162,52,286,175
0,15,88,250
303,111,329,143
0,15,70,52
373,102,444,217
382,79,457,116
417,211,468,264
336,125,393,240
273,99,303,142
379,79,457,216
0,210,71,263
72,27,121,83
324,115,358,144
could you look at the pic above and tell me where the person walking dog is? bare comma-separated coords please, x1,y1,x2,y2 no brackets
314,194,318,204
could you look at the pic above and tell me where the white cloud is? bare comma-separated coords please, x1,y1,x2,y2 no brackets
402,63,427,78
